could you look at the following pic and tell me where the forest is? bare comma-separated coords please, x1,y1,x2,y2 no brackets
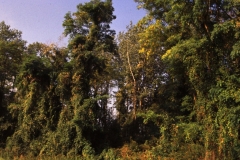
0,0,240,159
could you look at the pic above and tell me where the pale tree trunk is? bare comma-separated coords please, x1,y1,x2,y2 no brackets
126,43,137,120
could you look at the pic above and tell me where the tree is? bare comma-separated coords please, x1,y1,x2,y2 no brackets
116,22,166,145
61,0,118,155
0,21,26,147
7,55,51,155
6,41,73,156
135,0,240,159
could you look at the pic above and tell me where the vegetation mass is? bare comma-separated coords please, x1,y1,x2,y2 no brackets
0,0,240,159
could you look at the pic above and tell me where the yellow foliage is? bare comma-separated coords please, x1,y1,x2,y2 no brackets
139,48,145,53
138,18,163,56
162,49,172,60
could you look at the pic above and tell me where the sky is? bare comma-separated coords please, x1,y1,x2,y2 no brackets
0,0,146,46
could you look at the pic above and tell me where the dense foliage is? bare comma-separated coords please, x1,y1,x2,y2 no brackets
0,0,240,159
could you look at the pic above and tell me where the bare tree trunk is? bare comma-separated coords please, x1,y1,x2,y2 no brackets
126,43,137,120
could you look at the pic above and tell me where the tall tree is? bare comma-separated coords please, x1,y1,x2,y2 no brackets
6,42,72,156
135,0,240,159
0,21,26,147
62,0,118,156
117,22,166,144
7,55,51,155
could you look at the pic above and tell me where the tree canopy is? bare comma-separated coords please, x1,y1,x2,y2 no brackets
0,0,240,159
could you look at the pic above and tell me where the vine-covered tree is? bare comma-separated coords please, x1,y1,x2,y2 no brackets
0,21,26,147
61,0,118,156
135,0,240,159
1,1,240,159
6,43,70,156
